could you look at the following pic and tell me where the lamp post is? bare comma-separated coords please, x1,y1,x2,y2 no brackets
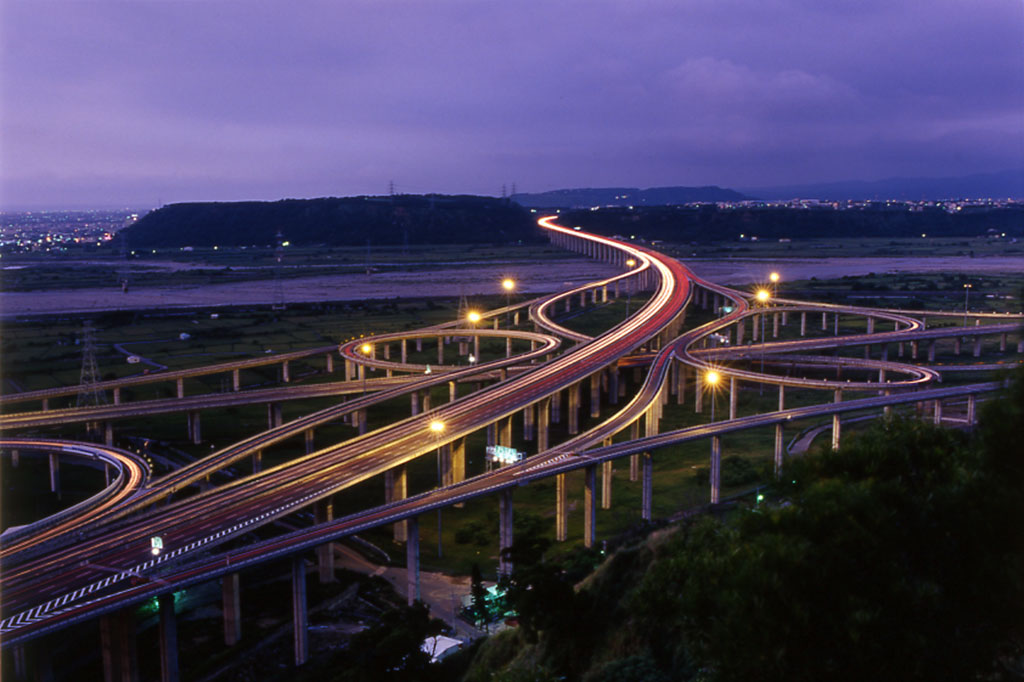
963,283,972,328
705,369,720,422
502,278,515,325
360,342,372,395
755,289,770,395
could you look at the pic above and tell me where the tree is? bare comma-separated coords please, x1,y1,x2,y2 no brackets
470,563,489,632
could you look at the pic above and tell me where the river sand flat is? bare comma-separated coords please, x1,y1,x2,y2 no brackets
2,256,1022,317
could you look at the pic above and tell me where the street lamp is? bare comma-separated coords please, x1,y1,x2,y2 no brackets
502,278,515,325
625,259,637,319
754,290,770,395
705,370,720,422
360,343,372,394
429,419,446,557
467,310,481,326
963,283,972,328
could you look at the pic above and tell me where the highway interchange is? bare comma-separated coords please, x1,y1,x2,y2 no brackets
1,217,1021,674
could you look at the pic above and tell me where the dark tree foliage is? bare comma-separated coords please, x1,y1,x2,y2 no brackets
341,600,444,682
631,371,1024,682
561,205,1024,243
116,195,541,248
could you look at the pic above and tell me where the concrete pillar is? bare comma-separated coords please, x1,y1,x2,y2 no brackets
452,438,466,485
176,377,184,399
590,372,601,418
113,387,121,405
694,372,703,413
911,341,919,360
268,403,283,429
410,391,420,416
752,314,760,341
388,466,408,542
556,473,568,542
357,409,367,435
157,593,179,682
833,313,840,336
105,421,114,447
406,516,420,605
448,381,457,402
523,403,535,441
822,312,828,331
928,341,936,363
100,608,138,682
439,443,453,486
222,573,242,646
728,377,737,420
187,411,201,444
1000,333,1007,352
601,459,613,510
800,311,807,336
232,368,241,391
48,452,60,495
292,557,309,666
866,317,874,334
282,360,291,383
629,421,640,481
832,389,842,451
537,398,550,452
568,383,580,434
676,362,686,405
774,423,784,478
499,489,514,575
499,417,512,447
933,399,943,425
437,337,444,365
967,395,976,428
710,435,721,504
315,499,334,582
772,312,779,338
973,336,982,358
251,450,263,473
326,353,334,373
609,367,620,405
584,465,596,548
641,452,653,521
881,344,889,361
778,384,785,411
737,318,746,344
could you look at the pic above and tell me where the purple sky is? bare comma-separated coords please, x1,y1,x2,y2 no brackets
2,1,1022,209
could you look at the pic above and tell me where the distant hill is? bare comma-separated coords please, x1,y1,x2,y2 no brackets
115,195,541,248
511,185,750,208
742,169,1024,201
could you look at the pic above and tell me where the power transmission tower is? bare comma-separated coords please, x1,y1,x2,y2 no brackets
77,324,107,407
272,230,287,311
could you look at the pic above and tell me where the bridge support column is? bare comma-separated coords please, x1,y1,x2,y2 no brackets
973,336,982,358
326,353,334,373
629,421,640,481
866,317,875,334
157,593,179,682
800,311,807,336
345,358,354,381
934,399,943,425
406,516,420,605
48,452,60,496
315,499,335,582
883,390,892,417
537,398,551,452
452,438,466,487
440,443,453,486
774,423,784,478
601,457,613,510
105,421,114,447
356,409,367,435
523,403,535,441
676,362,687,405
304,428,315,454
499,417,512,447
881,344,889,361
694,373,703,413
410,391,420,416
176,378,184,399
267,403,283,429
822,312,828,331
911,341,919,360
834,313,840,336
609,367,620,405
999,333,1007,352
100,608,138,682
437,338,444,365
222,573,242,646
449,381,457,402
292,556,309,666
556,474,568,542
773,312,780,338
590,373,601,418
736,318,745,344
422,391,432,412
967,395,976,429
729,377,738,420
928,341,936,363
187,411,201,444
641,452,653,521
498,490,514,575
584,465,596,548
232,368,241,391
710,436,721,505
752,314,759,341
832,389,842,451
387,466,408,542
113,387,121,405
282,360,290,383
568,383,581,434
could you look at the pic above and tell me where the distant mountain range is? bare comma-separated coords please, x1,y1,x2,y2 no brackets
742,169,1024,201
512,170,1024,207
511,186,749,208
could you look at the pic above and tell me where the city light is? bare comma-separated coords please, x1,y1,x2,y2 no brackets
769,272,780,283
429,420,445,433
626,258,636,268
502,278,515,291
360,343,372,354
467,311,482,324
705,370,720,386
755,289,770,303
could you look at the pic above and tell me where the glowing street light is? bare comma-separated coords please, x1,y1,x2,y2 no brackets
360,343,372,355
502,279,515,326
755,289,771,303
626,258,636,268
501,278,515,292
769,272,780,284
429,420,446,434
705,369,721,422
467,311,482,325
963,283,972,328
